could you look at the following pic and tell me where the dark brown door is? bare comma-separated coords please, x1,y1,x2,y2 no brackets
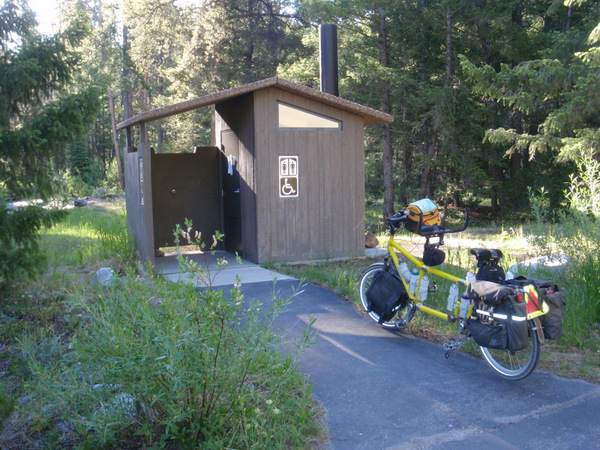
221,130,243,255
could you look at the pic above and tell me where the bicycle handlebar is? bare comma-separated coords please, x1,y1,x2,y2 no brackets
386,212,407,230
387,208,469,236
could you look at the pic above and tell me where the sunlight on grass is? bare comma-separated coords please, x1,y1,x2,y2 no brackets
39,200,133,269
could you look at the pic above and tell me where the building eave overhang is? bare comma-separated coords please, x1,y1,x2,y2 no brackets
116,76,393,130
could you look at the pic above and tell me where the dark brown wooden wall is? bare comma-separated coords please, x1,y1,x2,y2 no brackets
253,87,365,263
124,126,155,263
151,148,221,250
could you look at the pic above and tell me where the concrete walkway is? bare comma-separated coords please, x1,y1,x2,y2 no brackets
154,250,295,287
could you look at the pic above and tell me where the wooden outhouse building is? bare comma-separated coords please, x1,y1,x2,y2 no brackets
117,77,393,265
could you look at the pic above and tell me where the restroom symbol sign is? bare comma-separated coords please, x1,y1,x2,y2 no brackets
279,156,299,197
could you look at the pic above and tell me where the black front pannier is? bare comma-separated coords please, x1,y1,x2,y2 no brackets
467,318,507,349
366,270,409,323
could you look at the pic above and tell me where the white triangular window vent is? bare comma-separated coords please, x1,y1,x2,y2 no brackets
278,102,341,130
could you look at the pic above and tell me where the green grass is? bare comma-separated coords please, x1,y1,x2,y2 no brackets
0,198,325,448
40,198,134,269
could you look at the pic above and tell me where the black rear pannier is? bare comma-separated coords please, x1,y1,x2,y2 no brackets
541,289,564,340
504,277,565,340
366,270,409,323
468,283,528,352
496,298,528,352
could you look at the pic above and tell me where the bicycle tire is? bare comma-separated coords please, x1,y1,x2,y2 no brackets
358,263,409,328
478,320,540,380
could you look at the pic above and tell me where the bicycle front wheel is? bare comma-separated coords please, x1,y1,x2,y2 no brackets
479,320,540,380
358,263,409,328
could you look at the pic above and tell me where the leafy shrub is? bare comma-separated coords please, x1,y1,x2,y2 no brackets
28,274,321,448
531,149,600,345
94,158,124,197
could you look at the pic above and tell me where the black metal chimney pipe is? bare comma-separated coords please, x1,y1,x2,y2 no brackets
319,24,339,96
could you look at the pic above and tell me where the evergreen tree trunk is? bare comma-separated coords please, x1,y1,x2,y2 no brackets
378,7,394,218
108,87,125,189
98,2,125,189
445,8,452,87
489,162,504,211
421,134,438,198
122,25,134,124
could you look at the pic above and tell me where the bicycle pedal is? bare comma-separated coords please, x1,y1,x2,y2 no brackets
429,281,438,293
442,339,456,351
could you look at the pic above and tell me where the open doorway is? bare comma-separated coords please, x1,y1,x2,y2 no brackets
220,130,243,255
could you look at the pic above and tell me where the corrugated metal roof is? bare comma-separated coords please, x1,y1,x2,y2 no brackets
116,77,393,129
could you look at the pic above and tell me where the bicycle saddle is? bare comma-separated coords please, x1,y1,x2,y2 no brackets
470,248,503,261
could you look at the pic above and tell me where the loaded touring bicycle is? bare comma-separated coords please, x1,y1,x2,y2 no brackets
359,199,565,380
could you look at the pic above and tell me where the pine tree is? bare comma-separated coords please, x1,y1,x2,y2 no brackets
0,0,102,292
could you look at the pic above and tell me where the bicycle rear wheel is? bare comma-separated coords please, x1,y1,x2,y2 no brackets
479,320,540,380
358,263,409,328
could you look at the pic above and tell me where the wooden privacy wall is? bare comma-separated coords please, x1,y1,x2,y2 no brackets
124,129,154,263
151,148,221,250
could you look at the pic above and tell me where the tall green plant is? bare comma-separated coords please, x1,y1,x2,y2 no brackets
551,149,600,344
565,150,600,217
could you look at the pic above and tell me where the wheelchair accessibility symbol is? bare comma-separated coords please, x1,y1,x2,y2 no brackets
279,156,299,197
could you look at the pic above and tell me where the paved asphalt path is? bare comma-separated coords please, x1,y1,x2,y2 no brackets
237,278,600,450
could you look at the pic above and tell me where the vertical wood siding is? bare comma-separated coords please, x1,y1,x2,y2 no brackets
124,124,155,263
254,88,365,263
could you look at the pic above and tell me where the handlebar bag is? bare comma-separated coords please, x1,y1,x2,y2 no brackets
365,269,409,323
405,199,441,234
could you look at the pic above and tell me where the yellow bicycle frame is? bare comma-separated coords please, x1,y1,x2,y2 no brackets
387,236,548,321
386,237,468,322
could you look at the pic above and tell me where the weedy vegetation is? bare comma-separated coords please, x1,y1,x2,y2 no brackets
0,198,324,448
